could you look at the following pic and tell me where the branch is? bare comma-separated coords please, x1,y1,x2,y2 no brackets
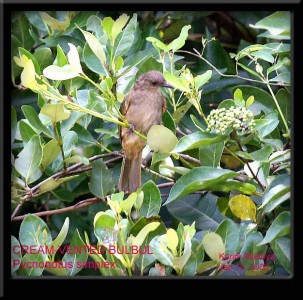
12,197,101,222
178,153,201,165
11,152,122,220
177,49,290,87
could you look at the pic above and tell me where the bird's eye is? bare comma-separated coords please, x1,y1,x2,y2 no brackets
151,81,158,85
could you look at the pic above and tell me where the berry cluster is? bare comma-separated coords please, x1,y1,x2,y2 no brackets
206,106,255,134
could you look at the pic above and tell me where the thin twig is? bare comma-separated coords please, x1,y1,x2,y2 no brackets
11,152,122,220
178,153,201,165
142,165,174,182
177,49,290,87
12,197,100,222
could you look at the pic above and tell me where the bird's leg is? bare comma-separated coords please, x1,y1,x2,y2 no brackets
128,123,135,133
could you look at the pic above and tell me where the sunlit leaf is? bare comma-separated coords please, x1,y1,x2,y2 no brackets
228,195,256,221
202,232,225,263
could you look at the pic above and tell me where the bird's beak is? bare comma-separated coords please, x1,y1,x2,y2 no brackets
162,81,174,89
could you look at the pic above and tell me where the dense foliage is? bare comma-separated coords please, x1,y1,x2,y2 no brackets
11,11,291,277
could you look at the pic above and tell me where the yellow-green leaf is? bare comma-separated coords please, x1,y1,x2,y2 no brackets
166,228,179,252
78,27,106,64
38,175,79,195
228,195,256,221
40,12,70,32
147,125,178,154
111,13,130,45
201,232,225,263
40,103,71,123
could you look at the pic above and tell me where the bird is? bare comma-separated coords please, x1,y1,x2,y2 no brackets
118,70,173,194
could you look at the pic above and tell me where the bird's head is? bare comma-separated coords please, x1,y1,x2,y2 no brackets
134,71,174,91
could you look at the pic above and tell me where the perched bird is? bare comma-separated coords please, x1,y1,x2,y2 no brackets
118,70,173,193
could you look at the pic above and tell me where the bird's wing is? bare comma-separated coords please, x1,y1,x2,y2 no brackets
162,94,167,113
119,92,131,140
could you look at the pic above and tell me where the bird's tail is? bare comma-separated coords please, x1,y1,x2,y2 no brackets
118,154,142,193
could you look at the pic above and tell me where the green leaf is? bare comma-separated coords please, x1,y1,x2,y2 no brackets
174,131,228,153
172,101,192,124
252,50,274,63
167,194,225,231
162,111,176,134
260,174,290,213
202,232,225,263
11,14,34,50
43,64,80,80
270,237,291,274
234,88,244,106
120,192,137,216
41,139,61,169
86,15,105,41
113,14,137,59
167,25,191,52
78,26,107,66
246,96,254,108
18,47,41,74
258,212,290,246
82,42,108,75
88,159,114,200
62,229,88,276
21,105,53,138
41,103,71,123
133,222,160,247
94,212,116,245
173,233,192,273
228,195,256,221
52,186,74,203
14,135,43,184
18,120,36,144
276,88,291,129
216,219,240,254
54,44,68,66
11,236,22,273
140,181,162,218
50,217,70,251
149,235,174,267
163,71,189,92
62,131,78,159
233,85,274,116
147,125,178,154
194,70,212,90
199,142,224,167
111,13,130,45
101,16,114,40
19,214,52,248
33,47,53,71
165,167,238,204
240,232,267,270
18,253,47,276
166,228,179,253
254,112,279,138
250,145,273,162
72,123,96,146
146,37,168,52
196,260,217,275
38,176,79,195
250,11,290,39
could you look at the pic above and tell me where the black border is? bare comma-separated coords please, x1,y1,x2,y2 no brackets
2,0,302,296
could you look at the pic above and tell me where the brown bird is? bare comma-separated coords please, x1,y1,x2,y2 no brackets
118,71,173,193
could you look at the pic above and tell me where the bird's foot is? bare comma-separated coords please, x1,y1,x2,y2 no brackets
128,123,135,133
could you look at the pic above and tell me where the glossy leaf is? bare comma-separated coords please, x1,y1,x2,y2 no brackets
202,232,225,263
216,219,240,254
50,217,70,251
167,25,191,52
19,214,52,248
194,70,212,90
41,103,71,123
228,195,256,221
199,141,224,167
14,135,43,184
254,112,279,138
11,236,22,273
165,167,238,204
132,222,160,247
38,175,79,195
240,232,267,270
261,174,290,212
270,237,291,274
149,235,174,267
174,131,228,153
21,105,53,138
41,139,61,169
258,212,290,246
147,125,178,154
88,159,115,200
18,120,36,144
167,194,225,231
62,229,88,276
140,181,162,218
